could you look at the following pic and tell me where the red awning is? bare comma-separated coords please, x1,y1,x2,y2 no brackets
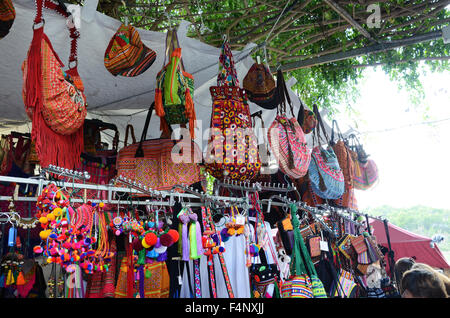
369,219,449,270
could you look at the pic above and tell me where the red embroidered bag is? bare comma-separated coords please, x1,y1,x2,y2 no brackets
267,70,311,179
205,39,261,181
22,0,86,169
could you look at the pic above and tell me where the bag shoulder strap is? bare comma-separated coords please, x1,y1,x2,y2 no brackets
330,120,344,145
124,124,136,148
289,204,308,276
217,39,239,87
276,70,293,117
35,0,80,68
312,104,329,146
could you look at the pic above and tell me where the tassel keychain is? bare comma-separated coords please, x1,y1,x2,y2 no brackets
188,212,203,260
5,268,14,286
178,208,191,261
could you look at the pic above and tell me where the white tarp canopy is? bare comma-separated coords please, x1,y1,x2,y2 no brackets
1,0,334,151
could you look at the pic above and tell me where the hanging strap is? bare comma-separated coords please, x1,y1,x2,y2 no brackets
289,204,308,276
365,214,371,235
200,206,235,298
330,120,344,146
383,219,396,282
312,104,329,147
276,70,293,116
34,0,80,67
217,38,239,87
200,206,217,298
297,101,305,126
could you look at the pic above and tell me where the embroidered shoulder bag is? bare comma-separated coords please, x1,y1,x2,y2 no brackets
347,134,379,190
22,0,86,169
155,29,196,139
267,70,311,179
280,204,314,298
308,105,345,199
330,120,358,209
205,38,261,181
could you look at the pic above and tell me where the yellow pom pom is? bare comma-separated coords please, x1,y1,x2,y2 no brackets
227,228,236,236
47,213,55,221
47,257,53,264
99,202,105,208
39,230,50,240
53,208,63,217
39,217,48,224
141,238,150,249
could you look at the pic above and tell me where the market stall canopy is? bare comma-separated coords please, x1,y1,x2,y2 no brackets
0,0,338,151
370,218,450,271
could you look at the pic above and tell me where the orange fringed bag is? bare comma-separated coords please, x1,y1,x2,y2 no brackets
22,0,86,169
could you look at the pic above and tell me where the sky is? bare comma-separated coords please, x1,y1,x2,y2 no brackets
331,66,450,210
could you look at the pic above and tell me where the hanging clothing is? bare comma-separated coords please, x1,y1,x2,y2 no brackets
180,215,250,298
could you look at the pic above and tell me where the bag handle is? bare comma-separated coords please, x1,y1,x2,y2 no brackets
134,102,154,158
124,124,136,148
276,70,293,117
217,38,239,87
297,101,305,126
312,104,329,147
289,204,308,276
34,0,80,67
291,204,320,278
330,120,344,145
163,29,186,73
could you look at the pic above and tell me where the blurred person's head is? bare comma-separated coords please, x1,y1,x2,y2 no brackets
394,257,415,290
412,263,450,295
401,268,448,298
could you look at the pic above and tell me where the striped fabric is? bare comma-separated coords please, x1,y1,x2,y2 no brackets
281,275,314,298
334,270,357,298
268,115,311,179
357,250,371,264
104,24,156,77
351,235,368,254
311,276,327,298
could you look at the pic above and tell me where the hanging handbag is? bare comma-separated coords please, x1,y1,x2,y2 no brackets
267,70,311,179
205,38,261,181
22,0,86,169
365,236,382,263
329,120,357,208
332,269,358,298
116,103,203,194
351,235,372,265
243,59,278,109
250,248,280,298
281,204,325,298
308,105,345,200
293,204,327,298
83,119,119,156
297,102,317,135
155,29,196,139
348,134,379,190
